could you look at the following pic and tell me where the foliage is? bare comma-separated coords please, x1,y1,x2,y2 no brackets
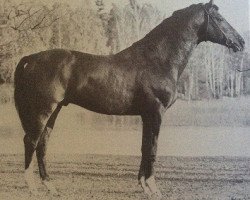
0,0,249,104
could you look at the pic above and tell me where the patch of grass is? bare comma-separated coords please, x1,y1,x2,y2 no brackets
164,97,250,127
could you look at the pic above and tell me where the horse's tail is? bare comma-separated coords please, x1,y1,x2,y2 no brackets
14,56,31,133
14,56,29,89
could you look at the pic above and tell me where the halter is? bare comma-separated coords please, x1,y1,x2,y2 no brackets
203,6,248,72
203,6,233,47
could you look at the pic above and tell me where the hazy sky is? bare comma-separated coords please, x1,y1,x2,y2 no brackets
156,0,250,34
117,0,249,34
35,0,249,34
60,0,249,34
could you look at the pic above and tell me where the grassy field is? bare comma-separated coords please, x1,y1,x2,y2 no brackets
1,97,250,156
164,97,250,127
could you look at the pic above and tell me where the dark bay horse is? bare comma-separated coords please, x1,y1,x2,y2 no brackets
14,0,244,198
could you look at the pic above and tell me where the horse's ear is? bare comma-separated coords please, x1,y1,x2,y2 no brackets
206,0,219,11
205,0,215,9
209,0,214,5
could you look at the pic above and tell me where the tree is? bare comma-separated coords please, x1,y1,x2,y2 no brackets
107,0,163,53
0,1,61,84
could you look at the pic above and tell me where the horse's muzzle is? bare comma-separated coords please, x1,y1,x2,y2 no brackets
227,37,245,52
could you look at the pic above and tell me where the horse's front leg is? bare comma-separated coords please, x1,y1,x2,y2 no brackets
139,111,162,199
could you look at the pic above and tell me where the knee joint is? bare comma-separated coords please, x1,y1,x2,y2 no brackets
23,135,37,149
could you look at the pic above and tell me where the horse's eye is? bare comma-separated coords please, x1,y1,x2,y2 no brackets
212,5,219,11
216,17,223,22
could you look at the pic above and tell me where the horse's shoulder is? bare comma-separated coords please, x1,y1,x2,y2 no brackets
139,70,177,108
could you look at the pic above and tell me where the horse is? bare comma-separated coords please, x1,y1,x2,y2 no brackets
14,0,244,198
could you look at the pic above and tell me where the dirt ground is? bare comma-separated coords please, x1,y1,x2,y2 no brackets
0,154,250,200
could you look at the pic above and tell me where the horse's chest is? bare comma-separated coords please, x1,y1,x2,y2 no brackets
151,78,177,109
157,88,177,109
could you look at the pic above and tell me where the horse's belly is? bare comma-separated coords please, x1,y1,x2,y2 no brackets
70,80,136,115
73,91,135,115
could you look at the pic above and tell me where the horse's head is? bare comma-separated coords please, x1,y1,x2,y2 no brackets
199,0,245,52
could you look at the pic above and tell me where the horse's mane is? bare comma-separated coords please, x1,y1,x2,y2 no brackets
131,3,204,48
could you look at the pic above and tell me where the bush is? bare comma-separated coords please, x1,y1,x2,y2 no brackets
0,84,14,104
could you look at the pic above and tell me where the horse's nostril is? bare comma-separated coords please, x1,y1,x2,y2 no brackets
226,39,233,46
239,37,245,45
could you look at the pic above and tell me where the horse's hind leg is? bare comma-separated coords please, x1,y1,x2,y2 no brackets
19,101,61,195
36,104,62,195
23,116,47,196
23,135,38,195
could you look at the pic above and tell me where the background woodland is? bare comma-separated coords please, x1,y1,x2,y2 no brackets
0,0,250,104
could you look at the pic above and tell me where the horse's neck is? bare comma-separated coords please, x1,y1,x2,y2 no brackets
151,18,199,80
129,11,201,81
169,30,199,80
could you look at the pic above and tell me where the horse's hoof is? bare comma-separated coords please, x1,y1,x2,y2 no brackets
139,176,153,197
144,187,152,197
151,190,163,200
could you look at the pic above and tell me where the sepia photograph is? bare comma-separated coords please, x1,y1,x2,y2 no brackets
0,0,250,199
